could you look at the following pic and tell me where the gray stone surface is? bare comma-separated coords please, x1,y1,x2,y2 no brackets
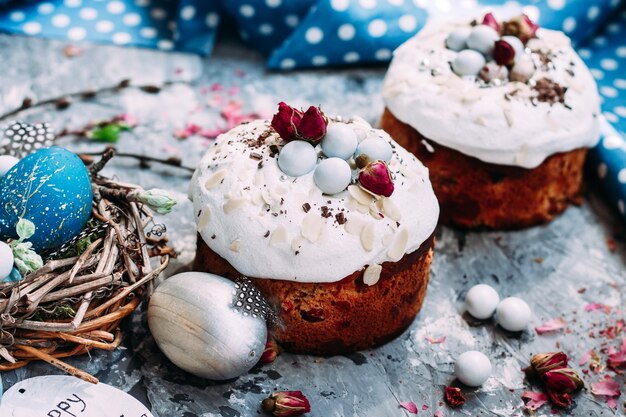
0,34,625,417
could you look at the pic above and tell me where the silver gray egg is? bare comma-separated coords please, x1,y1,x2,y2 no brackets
148,272,267,380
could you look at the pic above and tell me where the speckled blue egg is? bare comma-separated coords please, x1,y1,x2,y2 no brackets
355,138,393,162
321,123,358,160
277,140,318,177
0,147,93,252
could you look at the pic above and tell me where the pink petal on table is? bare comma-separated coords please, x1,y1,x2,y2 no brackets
521,391,549,411
607,397,618,409
210,83,223,92
399,401,418,414
591,378,620,396
228,86,240,95
425,335,446,344
421,404,429,410
434,411,444,417
535,318,567,334
579,350,592,366
584,303,605,312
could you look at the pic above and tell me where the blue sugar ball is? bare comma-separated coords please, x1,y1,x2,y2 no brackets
452,50,486,76
321,123,358,160
278,140,318,177
0,147,93,252
501,36,524,59
446,27,471,51
355,138,393,162
466,25,499,55
313,157,352,195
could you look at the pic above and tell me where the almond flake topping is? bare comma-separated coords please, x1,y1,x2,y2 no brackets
205,170,226,190
388,227,409,261
363,264,383,286
270,225,287,246
196,208,211,231
301,212,324,243
361,222,376,251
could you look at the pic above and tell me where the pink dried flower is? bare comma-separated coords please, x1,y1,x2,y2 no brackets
260,339,280,364
482,12,500,32
358,160,394,198
270,102,327,144
262,391,311,416
542,368,584,394
444,386,465,408
521,391,549,411
494,40,516,66
501,14,539,44
528,352,569,376
399,401,417,414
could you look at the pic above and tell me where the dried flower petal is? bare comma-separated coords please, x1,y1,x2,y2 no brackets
271,102,303,142
501,14,539,44
358,160,394,198
297,106,327,144
262,391,311,416
542,368,584,394
260,339,280,364
425,335,446,344
270,102,327,144
399,401,418,414
591,378,620,397
444,386,465,408
494,40,516,66
482,12,500,32
547,391,572,408
529,352,569,376
535,318,567,334
521,391,549,411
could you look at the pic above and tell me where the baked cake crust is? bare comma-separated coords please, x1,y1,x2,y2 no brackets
194,234,434,356
381,108,586,229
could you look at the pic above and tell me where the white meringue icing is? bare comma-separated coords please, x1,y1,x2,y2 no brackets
191,118,439,283
383,19,601,169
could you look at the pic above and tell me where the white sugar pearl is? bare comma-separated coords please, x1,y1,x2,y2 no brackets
465,284,500,319
278,140,318,177
501,35,524,59
355,138,393,162
466,25,499,55
313,157,352,195
452,50,486,76
455,351,492,387
321,123,358,160
0,241,14,281
496,297,532,332
446,27,471,51
0,155,19,178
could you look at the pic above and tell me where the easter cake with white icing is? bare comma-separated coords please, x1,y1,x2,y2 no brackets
381,13,601,229
191,103,439,355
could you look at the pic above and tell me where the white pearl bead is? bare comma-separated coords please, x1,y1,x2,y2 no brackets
465,284,500,319
466,25,499,55
446,27,471,51
496,297,532,332
355,138,393,162
455,351,492,387
501,35,525,59
321,123,358,160
278,140,318,177
0,155,19,178
313,157,352,195
452,49,486,76
0,241,14,281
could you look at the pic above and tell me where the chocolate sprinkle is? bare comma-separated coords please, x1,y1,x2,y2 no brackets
335,212,347,225
533,78,567,105
302,203,311,213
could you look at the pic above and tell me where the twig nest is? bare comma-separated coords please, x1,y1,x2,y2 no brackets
148,272,268,380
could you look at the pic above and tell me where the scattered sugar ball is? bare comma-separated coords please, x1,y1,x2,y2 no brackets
278,140,317,177
452,50,486,76
466,25,499,55
0,155,19,178
465,284,500,319
314,157,352,195
455,350,492,387
355,138,393,162
321,123,358,160
496,297,532,332
0,241,14,281
446,27,471,51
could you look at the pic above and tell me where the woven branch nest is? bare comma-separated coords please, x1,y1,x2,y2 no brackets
0,149,174,383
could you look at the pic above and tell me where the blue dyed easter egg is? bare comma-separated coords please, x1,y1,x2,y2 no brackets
0,147,93,252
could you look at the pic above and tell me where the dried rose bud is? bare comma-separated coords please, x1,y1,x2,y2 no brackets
494,40,516,66
482,12,500,32
270,102,328,144
501,14,539,44
542,368,584,394
529,352,569,376
271,102,303,142
262,391,311,416
260,339,280,364
444,386,465,408
358,160,394,198
547,391,572,408
480,62,509,83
